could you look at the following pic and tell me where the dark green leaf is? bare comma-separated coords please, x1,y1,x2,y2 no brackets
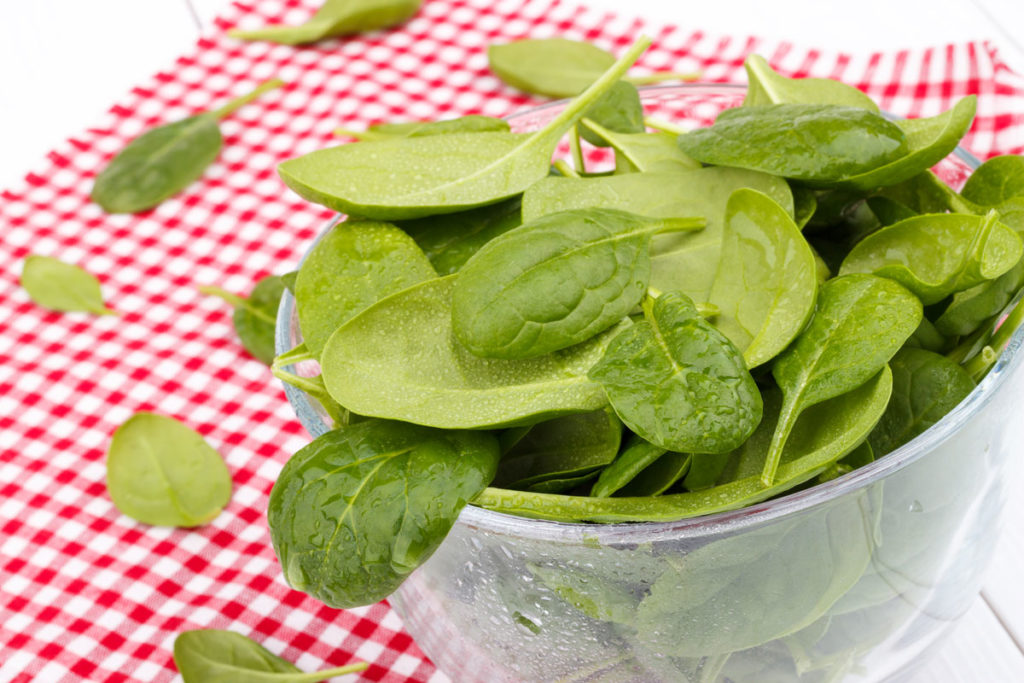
21,254,116,315
268,420,498,608
589,292,762,453
590,433,667,497
228,0,421,45
106,413,231,527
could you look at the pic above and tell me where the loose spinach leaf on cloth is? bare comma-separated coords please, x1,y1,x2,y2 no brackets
268,420,498,608
21,254,117,315
588,292,762,453
294,220,436,358
840,211,1022,304
229,0,421,45
743,54,879,111
452,208,702,359
91,79,284,213
106,413,231,527
200,274,285,365
320,276,623,428
278,38,652,220
174,629,367,682
488,37,618,98
762,274,921,485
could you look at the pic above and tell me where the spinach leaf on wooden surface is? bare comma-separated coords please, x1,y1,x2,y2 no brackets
106,413,231,527
229,0,421,45
452,208,702,359
200,274,285,365
268,420,498,608
21,254,117,316
174,629,367,682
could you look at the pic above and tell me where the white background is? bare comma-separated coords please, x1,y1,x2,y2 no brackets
2,1,1024,681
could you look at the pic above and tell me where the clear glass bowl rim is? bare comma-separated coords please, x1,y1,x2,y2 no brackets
276,82,1024,544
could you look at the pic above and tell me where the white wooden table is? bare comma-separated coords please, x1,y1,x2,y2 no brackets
3,1,1023,681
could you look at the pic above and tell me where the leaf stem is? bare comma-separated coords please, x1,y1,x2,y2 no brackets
333,126,387,141
552,159,579,178
211,78,286,120
963,294,1024,379
761,399,800,486
655,217,706,234
570,123,586,175
198,285,277,325
273,343,314,368
644,116,688,135
287,662,370,681
626,71,702,86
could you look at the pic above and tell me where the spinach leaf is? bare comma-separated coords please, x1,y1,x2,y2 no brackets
839,211,1022,304
280,270,298,295
588,292,762,453
200,274,285,365
935,258,1024,337
868,347,975,456
906,316,947,353
295,220,435,358
278,38,651,220
174,629,367,682
228,0,421,45
91,79,284,213
678,104,908,183
452,208,703,359
615,450,691,497
763,274,922,485
960,154,1024,207
522,168,794,301
320,276,622,428
106,413,231,527
580,120,700,173
21,254,116,315
791,185,818,229
396,197,521,275
475,367,891,522
708,189,818,368
579,81,645,147
496,409,622,489
832,96,976,191
590,433,668,497
336,114,509,140
268,420,498,608
865,195,918,226
743,54,879,111
488,38,617,98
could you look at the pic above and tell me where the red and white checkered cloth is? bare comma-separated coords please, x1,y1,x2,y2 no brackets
2,0,1024,680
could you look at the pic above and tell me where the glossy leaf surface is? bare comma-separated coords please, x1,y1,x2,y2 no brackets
708,189,818,368
321,276,619,428
106,413,231,527
279,38,650,220
21,254,116,315
590,433,668,497
588,292,762,453
840,211,1023,304
960,154,1024,207
678,104,907,183
229,0,421,45
295,220,435,358
268,420,498,608
452,208,702,359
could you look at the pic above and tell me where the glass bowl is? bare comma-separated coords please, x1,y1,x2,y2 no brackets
275,85,1024,682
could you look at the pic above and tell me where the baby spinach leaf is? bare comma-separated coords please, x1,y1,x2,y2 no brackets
832,96,976,191
279,38,651,220
791,185,818,229
865,196,918,226
682,451,731,491
590,433,667,497
174,629,367,682
588,292,763,453
452,208,703,359
295,220,435,358
935,258,1024,337
496,409,622,489
268,420,498,608
579,120,700,173
960,154,1024,207
743,54,879,111
91,79,284,213
106,412,231,527
839,211,1023,304
200,274,285,365
396,197,521,275
320,276,622,428
579,81,644,147
280,270,298,295
906,316,947,353
228,0,421,45
678,104,908,183
868,347,975,456
474,367,891,522
762,274,922,485
21,254,116,315
336,115,509,140
487,38,617,98
522,168,794,301
708,189,818,368
615,450,690,497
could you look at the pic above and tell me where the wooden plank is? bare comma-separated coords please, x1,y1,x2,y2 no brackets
911,597,1024,682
